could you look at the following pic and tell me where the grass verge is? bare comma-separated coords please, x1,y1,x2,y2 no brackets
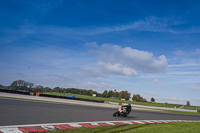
45,122,200,133
44,92,200,110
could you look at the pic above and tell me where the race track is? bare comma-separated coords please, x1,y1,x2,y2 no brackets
0,98,200,126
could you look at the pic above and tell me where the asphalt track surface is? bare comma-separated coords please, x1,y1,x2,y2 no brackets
0,98,200,126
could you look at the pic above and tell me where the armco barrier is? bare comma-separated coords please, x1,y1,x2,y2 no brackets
67,95,75,98
107,102,197,112
131,104,197,112
0,89,30,95
0,89,104,103
39,94,104,103
109,101,119,105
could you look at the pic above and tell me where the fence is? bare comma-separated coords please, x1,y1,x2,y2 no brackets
107,101,197,112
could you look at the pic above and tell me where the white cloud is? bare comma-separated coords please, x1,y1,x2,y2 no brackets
98,62,137,76
161,97,189,103
152,96,189,105
153,79,166,88
187,84,200,91
84,16,200,35
85,42,99,48
85,16,176,35
168,64,200,67
141,93,192,105
167,49,200,80
98,44,168,73
2,15,200,46
106,44,165,68
174,49,200,56
142,92,200,106
80,43,168,78
170,49,200,67
68,81,116,91
78,61,137,78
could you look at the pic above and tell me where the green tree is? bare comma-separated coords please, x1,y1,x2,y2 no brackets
53,87,63,92
108,90,113,97
87,89,93,96
9,80,34,91
102,90,109,98
34,85,44,92
113,89,119,98
186,101,190,106
82,89,88,95
119,90,131,100
43,87,52,92
28,82,34,90
132,94,147,102
9,81,18,90
151,97,155,102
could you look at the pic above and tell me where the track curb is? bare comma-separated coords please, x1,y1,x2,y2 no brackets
0,120,200,133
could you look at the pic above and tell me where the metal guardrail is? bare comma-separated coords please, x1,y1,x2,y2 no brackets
131,104,197,112
0,89,30,95
108,102,119,105
107,101,197,112
39,94,104,103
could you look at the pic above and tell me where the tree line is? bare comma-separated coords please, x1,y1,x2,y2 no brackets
0,80,151,102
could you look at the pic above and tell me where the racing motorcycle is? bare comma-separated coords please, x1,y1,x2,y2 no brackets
113,104,131,117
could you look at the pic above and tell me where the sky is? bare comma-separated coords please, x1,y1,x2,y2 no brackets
0,0,200,105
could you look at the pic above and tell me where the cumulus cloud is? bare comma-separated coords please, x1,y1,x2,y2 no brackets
98,62,137,76
82,43,168,78
78,62,137,78
98,44,168,73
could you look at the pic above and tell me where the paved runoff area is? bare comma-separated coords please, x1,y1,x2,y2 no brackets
0,120,200,133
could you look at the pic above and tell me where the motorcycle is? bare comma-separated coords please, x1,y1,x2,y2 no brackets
113,104,131,117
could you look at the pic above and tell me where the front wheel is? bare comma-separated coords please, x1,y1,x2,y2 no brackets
122,113,127,117
113,112,117,117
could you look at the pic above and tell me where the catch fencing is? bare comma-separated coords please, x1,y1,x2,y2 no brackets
131,104,197,112
107,101,197,112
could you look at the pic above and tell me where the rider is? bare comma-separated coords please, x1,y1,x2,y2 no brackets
119,105,128,113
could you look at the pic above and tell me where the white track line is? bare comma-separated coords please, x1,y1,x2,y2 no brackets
0,120,200,133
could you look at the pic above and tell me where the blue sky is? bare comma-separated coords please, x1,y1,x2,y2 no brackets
0,0,200,105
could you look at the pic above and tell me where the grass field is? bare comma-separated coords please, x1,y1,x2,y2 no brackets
43,92,200,110
45,122,200,133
